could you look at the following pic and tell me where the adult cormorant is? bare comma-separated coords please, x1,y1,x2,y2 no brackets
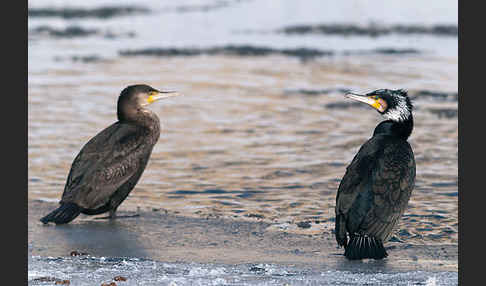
335,89,415,260
40,84,180,224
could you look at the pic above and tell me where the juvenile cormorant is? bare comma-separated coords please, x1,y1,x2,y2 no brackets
335,89,415,260
40,84,180,224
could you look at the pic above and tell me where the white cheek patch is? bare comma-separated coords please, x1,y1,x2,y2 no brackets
383,99,410,122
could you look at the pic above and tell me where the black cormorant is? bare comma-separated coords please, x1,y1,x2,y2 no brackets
40,84,180,224
334,89,416,260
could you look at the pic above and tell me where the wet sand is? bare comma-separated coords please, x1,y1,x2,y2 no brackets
29,200,457,273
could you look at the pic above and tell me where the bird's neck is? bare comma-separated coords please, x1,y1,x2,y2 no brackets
118,108,161,131
374,115,413,140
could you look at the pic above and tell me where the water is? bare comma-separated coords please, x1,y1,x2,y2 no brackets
28,256,457,286
28,0,458,284
28,0,457,71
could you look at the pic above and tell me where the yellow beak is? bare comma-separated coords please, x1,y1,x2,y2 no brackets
147,90,182,104
345,92,386,112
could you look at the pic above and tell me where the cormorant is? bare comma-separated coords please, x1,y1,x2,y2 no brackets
40,84,180,224
334,89,416,260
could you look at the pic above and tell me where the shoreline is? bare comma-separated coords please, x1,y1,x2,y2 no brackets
29,199,457,273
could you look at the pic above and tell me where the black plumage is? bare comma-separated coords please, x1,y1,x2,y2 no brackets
335,89,416,260
40,84,180,224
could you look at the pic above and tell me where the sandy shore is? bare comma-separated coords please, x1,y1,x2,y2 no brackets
29,199,457,273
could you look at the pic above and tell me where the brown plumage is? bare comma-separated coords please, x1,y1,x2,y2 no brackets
40,84,180,224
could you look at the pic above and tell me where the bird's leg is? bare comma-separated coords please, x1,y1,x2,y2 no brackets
94,207,139,220
110,213,140,219
109,208,117,219
118,209,141,219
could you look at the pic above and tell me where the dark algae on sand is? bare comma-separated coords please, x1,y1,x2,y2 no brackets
335,89,415,260
40,85,181,224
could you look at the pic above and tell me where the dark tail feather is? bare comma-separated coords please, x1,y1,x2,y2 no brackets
344,234,388,260
40,203,81,224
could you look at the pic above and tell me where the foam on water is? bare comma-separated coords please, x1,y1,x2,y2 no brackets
28,256,457,286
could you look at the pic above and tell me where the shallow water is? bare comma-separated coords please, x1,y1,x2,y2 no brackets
28,0,457,242
28,54,458,243
28,0,457,283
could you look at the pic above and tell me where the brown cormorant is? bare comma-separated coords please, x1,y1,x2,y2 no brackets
335,89,415,260
40,84,180,224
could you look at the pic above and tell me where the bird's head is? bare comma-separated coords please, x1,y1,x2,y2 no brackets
345,89,412,122
119,84,181,108
117,84,181,122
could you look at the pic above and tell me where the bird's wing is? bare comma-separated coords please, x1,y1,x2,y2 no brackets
336,137,380,211
61,122,150,209
334,136,383,246
335,137,415,243
361,141,415,241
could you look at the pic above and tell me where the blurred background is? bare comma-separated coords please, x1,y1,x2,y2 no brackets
28,0,457,245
